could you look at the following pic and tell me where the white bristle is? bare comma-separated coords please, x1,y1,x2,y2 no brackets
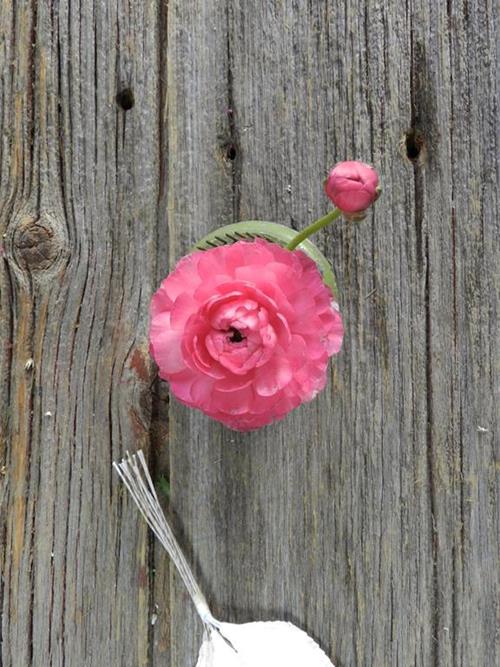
113,450,216,628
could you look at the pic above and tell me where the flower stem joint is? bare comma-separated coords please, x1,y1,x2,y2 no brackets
150,161,380,431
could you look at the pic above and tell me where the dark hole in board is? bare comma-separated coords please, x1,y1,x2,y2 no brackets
225,144,237,161
405,129,424,162
116,88,135,111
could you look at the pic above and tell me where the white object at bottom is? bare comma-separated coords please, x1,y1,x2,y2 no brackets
196,620,335,667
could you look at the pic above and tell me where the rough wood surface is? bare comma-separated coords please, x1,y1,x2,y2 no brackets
1,1,498,666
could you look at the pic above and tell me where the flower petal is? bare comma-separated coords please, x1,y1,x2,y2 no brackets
149,239,344,430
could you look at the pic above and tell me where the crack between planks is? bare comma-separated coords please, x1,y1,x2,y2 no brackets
147,1,171,663
412,121,440,667
445,3,462,661
0,520,5,664
147,377,170,667
225,2,241,224
422,217,439,667
409,9,440,664
25,283,37,667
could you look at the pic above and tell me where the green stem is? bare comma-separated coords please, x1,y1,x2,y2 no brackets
286,208,342,250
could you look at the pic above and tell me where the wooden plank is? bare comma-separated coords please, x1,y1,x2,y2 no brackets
0,1,167,665
410,1,499,665
166,1,498,666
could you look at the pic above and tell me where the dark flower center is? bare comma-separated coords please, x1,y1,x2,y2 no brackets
228,327,244,343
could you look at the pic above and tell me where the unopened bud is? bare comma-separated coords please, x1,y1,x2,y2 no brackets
324,161,380,215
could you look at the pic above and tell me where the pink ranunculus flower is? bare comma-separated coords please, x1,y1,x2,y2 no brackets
149,239,343,431
324,160,379,213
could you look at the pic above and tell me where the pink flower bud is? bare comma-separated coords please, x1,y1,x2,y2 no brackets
324,161,380,213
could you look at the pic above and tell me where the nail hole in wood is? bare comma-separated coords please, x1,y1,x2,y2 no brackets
404,129,425,163
116,88,135,111
225,143,237,161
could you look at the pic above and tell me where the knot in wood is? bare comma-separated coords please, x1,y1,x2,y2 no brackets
13,216,62,272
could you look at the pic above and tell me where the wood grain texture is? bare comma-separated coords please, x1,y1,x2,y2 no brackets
1,1,498,666
0,0,168,664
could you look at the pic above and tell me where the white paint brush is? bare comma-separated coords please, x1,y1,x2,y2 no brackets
113,450,335,667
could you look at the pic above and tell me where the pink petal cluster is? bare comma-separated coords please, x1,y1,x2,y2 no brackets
324,160,379,213
149,239,343,431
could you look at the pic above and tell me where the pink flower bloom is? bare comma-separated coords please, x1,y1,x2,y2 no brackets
149,239,343,431
324,161,379,213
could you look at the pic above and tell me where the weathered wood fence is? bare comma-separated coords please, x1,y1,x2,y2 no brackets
1,1,498,665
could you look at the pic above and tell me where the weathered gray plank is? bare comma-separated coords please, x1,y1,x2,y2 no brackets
1,1,498,666
0,0,167,665
412,1,499,665
166,1,498,666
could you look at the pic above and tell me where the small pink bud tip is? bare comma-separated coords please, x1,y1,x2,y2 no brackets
324,161,380,213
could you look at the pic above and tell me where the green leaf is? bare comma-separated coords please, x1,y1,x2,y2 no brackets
193,221,338,296
156,476,170,500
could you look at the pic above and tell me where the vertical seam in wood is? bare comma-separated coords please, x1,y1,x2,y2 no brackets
148,1,171,664
26,286,37,667
409,7,439,664
446,3,462,661
1,266,15,439
29,1,38,200
0,518,4,664
423,218,439,667
225,2,241,223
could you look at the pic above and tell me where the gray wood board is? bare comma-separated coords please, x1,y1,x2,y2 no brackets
0,1,498,666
